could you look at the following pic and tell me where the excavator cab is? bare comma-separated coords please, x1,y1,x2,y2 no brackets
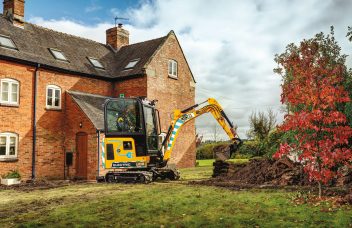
103,98,162,170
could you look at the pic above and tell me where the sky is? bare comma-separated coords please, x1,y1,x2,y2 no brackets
2,0,351,140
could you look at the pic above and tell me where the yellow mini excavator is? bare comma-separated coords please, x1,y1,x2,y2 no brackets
101,97,242,183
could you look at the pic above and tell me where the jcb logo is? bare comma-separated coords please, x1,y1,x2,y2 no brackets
180,113,194,121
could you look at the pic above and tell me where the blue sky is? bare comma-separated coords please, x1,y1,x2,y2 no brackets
1,0,351,139
1,0,140,24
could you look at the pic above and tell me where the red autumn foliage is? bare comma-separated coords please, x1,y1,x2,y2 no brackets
274,33,352,185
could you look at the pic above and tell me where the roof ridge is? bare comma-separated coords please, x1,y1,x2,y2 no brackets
123,35,167,48
1,13,167,49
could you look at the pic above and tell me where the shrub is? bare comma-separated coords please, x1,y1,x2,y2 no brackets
196,141,230,159
3,170,21,179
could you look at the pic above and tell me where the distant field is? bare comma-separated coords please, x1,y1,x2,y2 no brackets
1,161,352,227
196,158,249,167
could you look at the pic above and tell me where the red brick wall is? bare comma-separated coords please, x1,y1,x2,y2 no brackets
64,94,100,180
146,33,196,168
0,59,113,180
0,60,34,179
34,69,112,179
113,76,147,98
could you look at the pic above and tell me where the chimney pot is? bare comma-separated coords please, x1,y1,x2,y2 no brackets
3,0,25,28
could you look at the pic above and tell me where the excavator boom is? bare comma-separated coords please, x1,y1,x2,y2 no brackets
162,98,242,163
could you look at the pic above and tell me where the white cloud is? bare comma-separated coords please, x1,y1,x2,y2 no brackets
28,0,352,140
85,0,102,13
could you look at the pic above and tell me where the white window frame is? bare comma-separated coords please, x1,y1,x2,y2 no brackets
0,132,18,159
0,78,19,105
168,60,178,78
46,85,62,109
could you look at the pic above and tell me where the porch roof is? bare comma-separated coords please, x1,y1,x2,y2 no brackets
68,90,108,131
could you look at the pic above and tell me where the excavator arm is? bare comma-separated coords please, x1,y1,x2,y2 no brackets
162,98,242,163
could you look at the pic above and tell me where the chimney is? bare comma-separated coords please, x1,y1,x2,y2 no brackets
3,0,25,28
106,23,129,50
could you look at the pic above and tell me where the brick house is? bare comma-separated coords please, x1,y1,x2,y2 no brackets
0,0,196,180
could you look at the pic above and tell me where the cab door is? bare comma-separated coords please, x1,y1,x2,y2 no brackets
143,106,159,155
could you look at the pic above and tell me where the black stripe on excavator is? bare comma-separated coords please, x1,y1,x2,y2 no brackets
107,144,114,160
162,125,173,148
181,104,199,113
220,110,234,128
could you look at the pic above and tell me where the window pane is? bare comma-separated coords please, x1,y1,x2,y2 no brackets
0,36,16,49
168,61,173,75
106,99,142,134
2,81,9,102
54,89,60,107
9,137,16,155
2,91,8,102
89,58,104,69
50,49,67,61
11,83,18,103
47,88,53,98
54,97,59,107
2,82,9,92
144,107,158,150
47,97,53,106
54,89,60,99
125,59,139,69
0,137,6,155
47,89,52,106
173,62,177,76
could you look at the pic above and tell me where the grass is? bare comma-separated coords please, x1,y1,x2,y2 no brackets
196,158,249,167
0,160,352,227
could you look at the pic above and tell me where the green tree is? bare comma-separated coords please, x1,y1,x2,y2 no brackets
247,109,277,141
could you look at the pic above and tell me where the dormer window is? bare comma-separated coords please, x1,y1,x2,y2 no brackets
88,57,104,69
168,60,178,78
0,35,17,50
125,59,139,69
49,48,68,62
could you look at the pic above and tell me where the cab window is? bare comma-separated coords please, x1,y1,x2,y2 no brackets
144,106,158,150
106,99,142,134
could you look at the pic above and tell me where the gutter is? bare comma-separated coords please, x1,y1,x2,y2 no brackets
32,63,40,180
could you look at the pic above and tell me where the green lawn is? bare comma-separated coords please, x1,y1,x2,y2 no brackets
196,158,249,167
1,162,352,227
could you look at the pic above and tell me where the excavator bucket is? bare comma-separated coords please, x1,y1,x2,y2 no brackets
213,144,231,161
213,140,241,161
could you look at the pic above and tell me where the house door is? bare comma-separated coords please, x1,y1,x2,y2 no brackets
76,132,88,179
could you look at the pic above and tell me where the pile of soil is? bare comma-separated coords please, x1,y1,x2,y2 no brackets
213,157,310,186
198,157,352,191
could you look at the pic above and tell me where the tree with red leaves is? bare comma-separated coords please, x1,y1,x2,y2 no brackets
274,27,352,197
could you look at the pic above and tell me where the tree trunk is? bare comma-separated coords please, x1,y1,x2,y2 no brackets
318,181,322,198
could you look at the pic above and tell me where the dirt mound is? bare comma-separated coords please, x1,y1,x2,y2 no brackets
213,157,310,186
